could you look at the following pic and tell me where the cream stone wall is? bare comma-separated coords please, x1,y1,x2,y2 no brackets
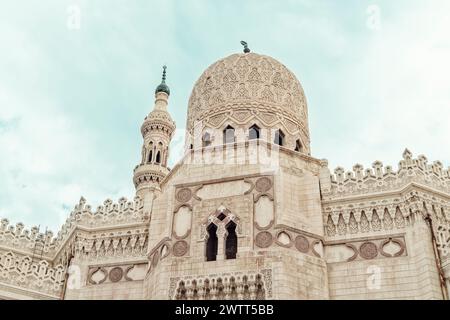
143,142,329,299
0,49,448,300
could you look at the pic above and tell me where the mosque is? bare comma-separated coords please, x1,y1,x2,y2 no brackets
0,43,449,299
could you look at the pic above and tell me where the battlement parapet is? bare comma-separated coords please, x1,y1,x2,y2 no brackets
0,195,148,259
326,149,450,199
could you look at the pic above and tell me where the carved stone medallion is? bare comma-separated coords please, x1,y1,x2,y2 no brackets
109,267,123,283
255,177,272,193
359,242,378,260
176,188,192,203
255,231,273,248
295,235,310,253
172,240,189,257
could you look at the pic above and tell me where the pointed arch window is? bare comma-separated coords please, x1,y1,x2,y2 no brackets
148,150,153,163
206,224,218,261
223,125,235,144
202,132,212,147
249,124,260,140
295,139,303,152
274,129,285,146
155,151,161,164
148,142,154,163
225,221,237,260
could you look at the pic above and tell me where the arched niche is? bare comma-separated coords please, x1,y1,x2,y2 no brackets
255,195,274,228
173,206,192,238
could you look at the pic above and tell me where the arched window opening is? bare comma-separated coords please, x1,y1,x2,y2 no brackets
223,125,235,144
202,132,212,147
206,224,218,261
295,139,303,152
225,221,237,260
274,129,285,146
249,124,260,140
148,150,153,163
155,151,161,164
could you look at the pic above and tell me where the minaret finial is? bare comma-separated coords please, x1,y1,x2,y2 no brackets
155,65,170,95
162,65,167,83
240,40,250,53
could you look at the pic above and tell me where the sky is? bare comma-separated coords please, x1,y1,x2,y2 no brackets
0,0,449,232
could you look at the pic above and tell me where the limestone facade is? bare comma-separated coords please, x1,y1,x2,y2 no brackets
0,49,449,300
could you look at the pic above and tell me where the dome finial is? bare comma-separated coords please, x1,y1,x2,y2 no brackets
162,65,167,83
155,65,170,95
240,40,250,53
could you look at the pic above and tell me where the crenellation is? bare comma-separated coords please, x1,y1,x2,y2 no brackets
325,150,450,200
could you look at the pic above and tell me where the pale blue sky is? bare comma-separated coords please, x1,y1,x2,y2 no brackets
1,0,449,232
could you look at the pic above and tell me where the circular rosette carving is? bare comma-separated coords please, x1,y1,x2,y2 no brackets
176,188,192,203
255,231,273,248
255,177,272,193
359,242,378,260
172,240,189,257
295,235,310,253
109,267,123,283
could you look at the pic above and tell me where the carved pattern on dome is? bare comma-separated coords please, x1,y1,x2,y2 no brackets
186,53,310,149
207,113,227,128
231,110,252,123
258,112,277,125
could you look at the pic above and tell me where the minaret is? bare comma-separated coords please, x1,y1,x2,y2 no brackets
133,65,176,201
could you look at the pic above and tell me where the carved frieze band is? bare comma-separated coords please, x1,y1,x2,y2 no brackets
168,268,273,300
87,263,147,285
326,235,407,263
254,227,324,258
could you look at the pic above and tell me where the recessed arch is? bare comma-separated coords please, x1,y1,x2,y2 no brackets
225,221,237,259
202,132,212,147
274,129,285,146
206,224,218,261
223,125,235,144
295,139,303,152
249,124,260,140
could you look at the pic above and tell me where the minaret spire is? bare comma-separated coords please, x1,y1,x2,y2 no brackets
155,65,170,95
134,64,176,198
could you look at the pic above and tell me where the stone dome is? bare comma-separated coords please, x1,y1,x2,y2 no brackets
186,52,310,153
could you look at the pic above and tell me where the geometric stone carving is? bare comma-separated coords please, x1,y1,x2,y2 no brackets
109,267,123,283
380,238,405,257
172,240,189,257
276,231,292,247
359,242,378,260
90,267,108,285
255,231,273,248
294,235,310,253
176,188,192,203
196,180,250,200
172,272,268,300
255,177,272,193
